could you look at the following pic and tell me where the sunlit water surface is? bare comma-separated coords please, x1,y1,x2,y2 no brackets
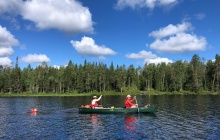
0,95,220,139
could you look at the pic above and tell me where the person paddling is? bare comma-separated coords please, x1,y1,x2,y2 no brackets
90,95,102,108
124,95,138,108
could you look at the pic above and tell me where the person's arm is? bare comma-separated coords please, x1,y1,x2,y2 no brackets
96,95,102,101
130,96,136,102
134,96,138,106
128,100,136,107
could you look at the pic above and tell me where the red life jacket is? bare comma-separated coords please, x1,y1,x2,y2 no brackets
124,98,135,108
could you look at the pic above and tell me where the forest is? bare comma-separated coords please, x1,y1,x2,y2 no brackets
0,54,220,95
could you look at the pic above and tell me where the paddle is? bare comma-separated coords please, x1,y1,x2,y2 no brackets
135,96,139,114
101,95,103,107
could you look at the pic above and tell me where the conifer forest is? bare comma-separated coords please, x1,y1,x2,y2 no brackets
1,54,220,94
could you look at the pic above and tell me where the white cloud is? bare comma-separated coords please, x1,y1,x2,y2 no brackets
144,57,173,64
21,54,50,63
0,57,12,66
0,47,14,57
23,0,93,33
52,65,61,69
159,0,177,5
0,0,94,33
149,22,207,53
115,0,155,9
52,65,67,69
150,33,206,53
149,22,192,39
115,0,178,10
70,36,116,57
126,50,157,59
126,50,172,64
0,25,19,48
0,25,19,66
0,0,22,15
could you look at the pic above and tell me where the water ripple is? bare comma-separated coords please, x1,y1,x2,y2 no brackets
0,96,220,139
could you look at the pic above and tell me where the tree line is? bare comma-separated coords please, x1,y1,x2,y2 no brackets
0,54,220,94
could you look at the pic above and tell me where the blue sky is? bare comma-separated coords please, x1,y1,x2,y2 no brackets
0,0,220,68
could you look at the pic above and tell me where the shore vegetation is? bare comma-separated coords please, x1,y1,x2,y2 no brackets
1,54,220,97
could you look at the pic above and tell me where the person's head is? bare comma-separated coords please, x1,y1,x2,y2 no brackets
93,96,97,99
126,95,131,99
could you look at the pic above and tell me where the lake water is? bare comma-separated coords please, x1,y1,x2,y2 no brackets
0,95,220,140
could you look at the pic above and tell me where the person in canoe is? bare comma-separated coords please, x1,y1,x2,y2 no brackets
90,95,102,108
124,95,138,108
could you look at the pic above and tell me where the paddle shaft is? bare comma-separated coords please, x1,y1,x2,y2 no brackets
135,97,140,113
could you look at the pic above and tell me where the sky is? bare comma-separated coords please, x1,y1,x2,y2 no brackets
0,0,220,69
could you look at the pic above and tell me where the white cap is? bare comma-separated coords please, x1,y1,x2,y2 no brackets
127,95,131,98
93,96,97,99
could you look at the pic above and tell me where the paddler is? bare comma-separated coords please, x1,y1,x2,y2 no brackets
90,95,102,108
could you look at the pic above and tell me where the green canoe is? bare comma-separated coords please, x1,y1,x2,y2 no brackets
79,105,155,114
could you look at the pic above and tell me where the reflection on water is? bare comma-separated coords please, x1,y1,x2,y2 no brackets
90,114,100,139
90,114,98,124
124,115,138,131
30,112,37,116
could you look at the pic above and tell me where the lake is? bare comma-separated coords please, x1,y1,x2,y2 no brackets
0,95,220,140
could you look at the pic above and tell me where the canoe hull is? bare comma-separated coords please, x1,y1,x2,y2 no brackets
79,105,155,114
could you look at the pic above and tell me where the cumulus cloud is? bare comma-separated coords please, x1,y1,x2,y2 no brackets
0,25,19,48
115,0,178,10
70,36,116,58
149,22,192,39
149,22,207,53
150,33,206,53
126,50,173,64
0,47,14,57
52,65,61,69
0,57,12,66
0,0,93,33
0,0,22,15
21,54,50,63
0,25,19,66
144,57,173,64
126,50,157,59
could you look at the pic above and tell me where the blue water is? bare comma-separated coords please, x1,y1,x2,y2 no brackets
0,95,220,139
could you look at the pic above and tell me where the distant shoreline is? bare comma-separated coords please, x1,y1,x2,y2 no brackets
0,91,219,97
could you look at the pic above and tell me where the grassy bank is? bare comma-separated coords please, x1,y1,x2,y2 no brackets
0,90,219,97
0,91,126,97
